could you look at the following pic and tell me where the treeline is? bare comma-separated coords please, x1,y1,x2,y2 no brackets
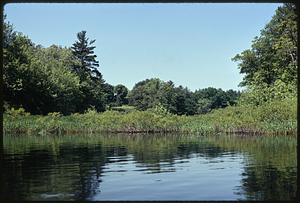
3,23,133,115
128,78,240,115
3,16,240,116
3,3,297,135
3,3,297,117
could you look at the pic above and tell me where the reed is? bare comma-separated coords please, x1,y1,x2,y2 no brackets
3,97,296,136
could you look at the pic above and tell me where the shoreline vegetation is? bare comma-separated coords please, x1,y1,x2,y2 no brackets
4,96,296,136
3,4,297,137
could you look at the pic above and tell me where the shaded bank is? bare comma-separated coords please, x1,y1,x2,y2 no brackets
3,97,296,136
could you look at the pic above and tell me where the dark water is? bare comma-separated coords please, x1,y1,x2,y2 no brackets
1,133,297,200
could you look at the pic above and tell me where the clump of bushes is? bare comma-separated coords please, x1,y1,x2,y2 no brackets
5,107,31,117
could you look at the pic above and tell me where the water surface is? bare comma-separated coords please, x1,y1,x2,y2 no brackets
2,133,297,200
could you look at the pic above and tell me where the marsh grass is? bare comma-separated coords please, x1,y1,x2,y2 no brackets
3,98,296,136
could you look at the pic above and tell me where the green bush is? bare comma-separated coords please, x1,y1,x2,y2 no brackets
5,107,30,117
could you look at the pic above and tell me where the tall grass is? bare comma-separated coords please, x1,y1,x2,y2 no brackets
3,97,296,136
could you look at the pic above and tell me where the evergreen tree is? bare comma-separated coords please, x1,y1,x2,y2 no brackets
71,31,106,112
71,31,103,82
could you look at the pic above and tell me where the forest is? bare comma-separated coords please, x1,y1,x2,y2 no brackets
3,3,297,135
3,25,240,116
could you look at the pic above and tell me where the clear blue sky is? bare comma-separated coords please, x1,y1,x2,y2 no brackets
4,3,281,91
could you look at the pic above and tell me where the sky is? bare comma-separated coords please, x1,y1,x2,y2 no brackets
4,3,281,91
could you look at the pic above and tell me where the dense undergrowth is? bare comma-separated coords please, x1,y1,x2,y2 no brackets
3,97,296,136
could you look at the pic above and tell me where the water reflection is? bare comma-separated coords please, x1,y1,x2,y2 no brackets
1,133,297,200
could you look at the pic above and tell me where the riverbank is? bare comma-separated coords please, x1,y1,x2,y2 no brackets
3,97,296,136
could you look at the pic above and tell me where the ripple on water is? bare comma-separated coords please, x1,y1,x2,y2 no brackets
2,134,297,201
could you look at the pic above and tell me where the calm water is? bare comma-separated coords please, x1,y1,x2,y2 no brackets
1,133,297,200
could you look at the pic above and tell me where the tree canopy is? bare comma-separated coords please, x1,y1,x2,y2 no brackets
232,3,297,105
128,78,240,115
3,22,108,114
5,3,295,115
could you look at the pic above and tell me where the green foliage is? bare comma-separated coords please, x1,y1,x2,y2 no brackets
102,83,115,107
4,38,82,114
205,96,296,134
238,80,296,106
114,84,129,106
71,30,102,81
232,3,297,88
231,3,297,128
70,30,106,113
128,78,163,110
32,45,82,114
3,23,33,109
47,112,63,118
3,95,296,136
194,87,240,114
3,3,297,137
196,98,212,114
128,78,240,115
110,105,136,113
3,21,108,115
5,107,30,117
173,86,197,115
147,103,172,116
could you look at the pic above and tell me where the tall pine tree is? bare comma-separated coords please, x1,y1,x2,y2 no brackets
71,31,106,112
71,31,103,82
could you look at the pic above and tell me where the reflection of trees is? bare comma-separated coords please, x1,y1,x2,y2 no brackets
2,134,229,200
61,146,106,200
2,134,297,200
176,142,225,159
2,149,56,200
2,145,107,200
239,165,297,200
208,135,297,200
111,135,227,174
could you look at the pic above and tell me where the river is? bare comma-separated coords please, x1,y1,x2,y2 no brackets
1,133,297,200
